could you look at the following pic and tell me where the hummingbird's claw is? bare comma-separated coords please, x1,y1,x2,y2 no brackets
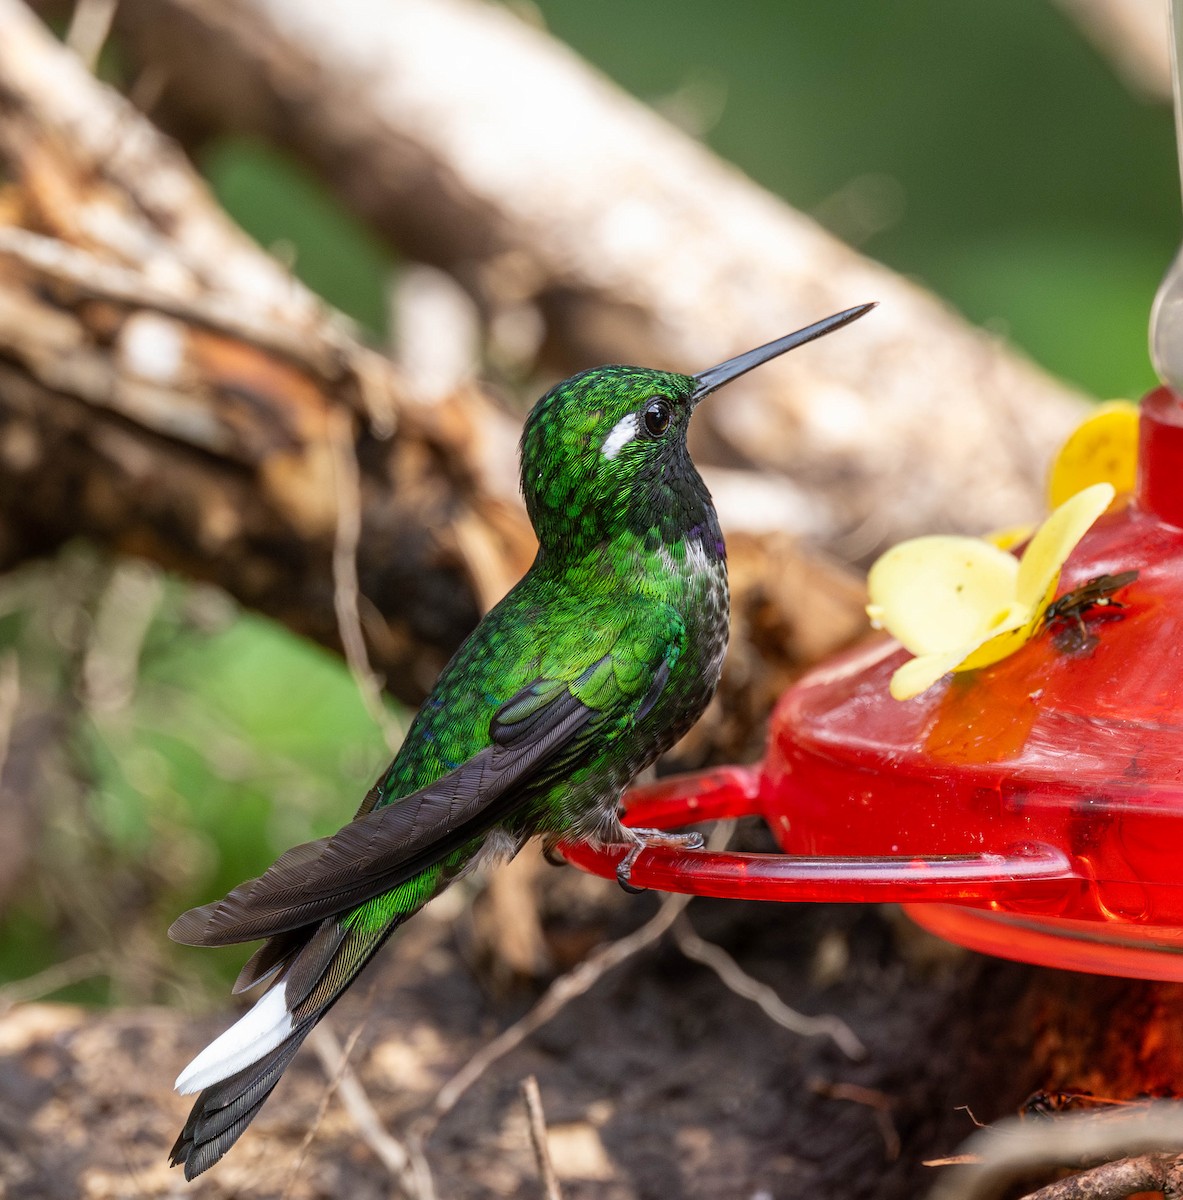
615,839,648,892
614,828,706,892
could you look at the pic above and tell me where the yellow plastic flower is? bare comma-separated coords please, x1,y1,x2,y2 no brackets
1047,400,1138,508
866,482,1115,700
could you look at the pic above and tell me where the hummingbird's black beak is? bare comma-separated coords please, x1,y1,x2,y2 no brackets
689,302,876,404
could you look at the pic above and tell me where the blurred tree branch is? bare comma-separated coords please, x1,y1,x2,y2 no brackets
1050,0,1171,103
0,0,533,708
0,0,869,748
106,0,1090,549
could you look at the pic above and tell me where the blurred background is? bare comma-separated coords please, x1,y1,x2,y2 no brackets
204,0,1178,396
0,0,1176,1027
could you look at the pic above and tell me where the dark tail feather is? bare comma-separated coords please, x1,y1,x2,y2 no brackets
232,922,321,994
169,919,392,1179
170,1033,309,1179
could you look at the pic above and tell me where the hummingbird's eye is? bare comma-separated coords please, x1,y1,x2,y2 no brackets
642,399,672,437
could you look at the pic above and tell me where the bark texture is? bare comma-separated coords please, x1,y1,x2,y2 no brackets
0,0,869,733
0,0,532,705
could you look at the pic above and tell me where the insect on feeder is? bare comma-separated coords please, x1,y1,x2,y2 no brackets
564,12,1183,986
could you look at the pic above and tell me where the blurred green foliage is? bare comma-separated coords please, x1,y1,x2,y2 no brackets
202,138,397,337
3,4,1179,1005
0,553,396,1004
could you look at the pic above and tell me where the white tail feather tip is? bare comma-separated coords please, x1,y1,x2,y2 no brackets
175,982,294,1095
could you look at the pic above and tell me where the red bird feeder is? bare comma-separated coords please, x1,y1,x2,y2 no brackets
565,387,1183,982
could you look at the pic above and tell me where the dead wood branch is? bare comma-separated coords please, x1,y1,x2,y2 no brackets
111,0,1090,550
928,1106,1183,1200
0,0,530,707
0,220,524,706
672,912,865,1059
520,1076,563,1200
1017,1152,1183,1199
0,0,870,748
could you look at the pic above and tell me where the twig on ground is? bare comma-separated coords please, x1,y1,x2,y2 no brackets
809,1078,900,1161
416,822,733,1142
520,1075,563,1200
672,913,866,1061
926,1104,1183,1200
419,888,693,1141
307,1022,434,1199
1016,1152,1183,1199
283,1020,369,1200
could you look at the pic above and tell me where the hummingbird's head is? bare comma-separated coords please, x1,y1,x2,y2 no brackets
520,365,700,556
518,304,876,559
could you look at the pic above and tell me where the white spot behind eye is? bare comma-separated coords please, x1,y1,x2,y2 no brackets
601,412,640,460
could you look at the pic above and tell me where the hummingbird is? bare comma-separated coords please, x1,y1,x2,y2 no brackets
167,303,874,1177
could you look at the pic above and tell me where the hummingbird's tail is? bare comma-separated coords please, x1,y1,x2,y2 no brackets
169,913,404,1179
167,688,590,1176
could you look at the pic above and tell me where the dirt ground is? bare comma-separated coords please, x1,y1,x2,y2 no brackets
0,846,1058,1200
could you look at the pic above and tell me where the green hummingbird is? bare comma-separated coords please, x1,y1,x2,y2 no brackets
168,303,874,1177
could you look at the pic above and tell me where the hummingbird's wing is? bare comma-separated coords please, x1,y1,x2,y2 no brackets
169,682,595,947
169,609,684,949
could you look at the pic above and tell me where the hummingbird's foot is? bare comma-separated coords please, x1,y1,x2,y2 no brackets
615,828,706,893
